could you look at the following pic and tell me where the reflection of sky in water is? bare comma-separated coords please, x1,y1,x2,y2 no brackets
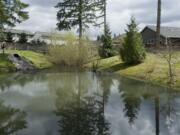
106,80,180,135
0,72,180,135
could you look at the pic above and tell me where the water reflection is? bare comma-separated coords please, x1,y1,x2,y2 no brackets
0,101,27,134
54,73,111,135
154,96,160,135
119,77,180,135
0,72,180,135
119,77,145,124
0,72,47,91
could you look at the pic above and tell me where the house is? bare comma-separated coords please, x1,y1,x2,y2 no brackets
3,29,34,42
2,29,64,45
141,25,180,47
31,31,65,45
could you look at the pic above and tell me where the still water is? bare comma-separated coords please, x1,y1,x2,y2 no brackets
0,71,180,135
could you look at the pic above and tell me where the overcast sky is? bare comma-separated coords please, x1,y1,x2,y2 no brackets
15,0,180,38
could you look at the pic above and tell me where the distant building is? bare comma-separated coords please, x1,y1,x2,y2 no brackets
3,29,64,45
3,29,34,42
141,26,180,47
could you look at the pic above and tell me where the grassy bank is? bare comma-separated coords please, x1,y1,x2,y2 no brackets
0,50,52,72
0,54,15,72
88,51,180,89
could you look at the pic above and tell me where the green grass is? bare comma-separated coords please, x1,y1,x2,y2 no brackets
0,50,53,72
8,50,53,69
88,51,180,89
0,54,15,72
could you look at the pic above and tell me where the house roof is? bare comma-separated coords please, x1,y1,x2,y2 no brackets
144,25,180,38
3,29,34,36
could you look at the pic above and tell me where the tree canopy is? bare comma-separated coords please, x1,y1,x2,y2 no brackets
55,0,100,38
0,0,29,29
120,17,146,65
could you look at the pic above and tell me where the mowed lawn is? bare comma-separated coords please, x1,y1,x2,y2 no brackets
88,51,180,89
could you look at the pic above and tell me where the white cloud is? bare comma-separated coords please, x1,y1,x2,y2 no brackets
16,0,180,38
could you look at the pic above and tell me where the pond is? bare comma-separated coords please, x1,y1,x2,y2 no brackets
0,71,180,135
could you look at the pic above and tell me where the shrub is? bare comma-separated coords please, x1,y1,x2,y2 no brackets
120,17,146,65
48,33,91,67
18,33,28,43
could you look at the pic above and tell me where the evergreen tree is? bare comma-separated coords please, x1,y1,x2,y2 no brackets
6,32,13,42
120,17,146,65
94,0,107,33
55,0,99,39
99,24,114,58
18,33,27,44
2,0,29,28
0,1,6,28
0,0,29,30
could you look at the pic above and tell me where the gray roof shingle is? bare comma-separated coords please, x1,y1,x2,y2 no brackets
147,25,180,38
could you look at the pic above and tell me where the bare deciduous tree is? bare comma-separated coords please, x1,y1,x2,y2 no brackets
162,39,176,86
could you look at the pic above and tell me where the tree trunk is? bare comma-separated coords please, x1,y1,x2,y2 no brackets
104,0,107,35
79,0,83,39
156,0,161,48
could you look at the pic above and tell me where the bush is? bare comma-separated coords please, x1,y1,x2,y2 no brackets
120,17,146,65
18,33,28,43
48,33,91,67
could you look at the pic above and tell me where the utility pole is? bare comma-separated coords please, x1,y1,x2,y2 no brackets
156,0,161,48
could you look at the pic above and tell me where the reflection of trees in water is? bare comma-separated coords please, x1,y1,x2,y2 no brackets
122,95,141,124
55,73,111,135
154,90,180,135
154,96,160,135
55,96,110,135
96,75,112,104
119,77,180,135
160,91,179,129
0,72,47,91
118,78,142,124
0,101,27,135
96,75,112,135
118,77,161,134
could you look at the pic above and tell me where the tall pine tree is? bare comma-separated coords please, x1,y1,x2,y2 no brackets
120,17,146,65
93,0,107,32
99,24,114,58
55,0,99,39
0,0,29,29
96,0,116,58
